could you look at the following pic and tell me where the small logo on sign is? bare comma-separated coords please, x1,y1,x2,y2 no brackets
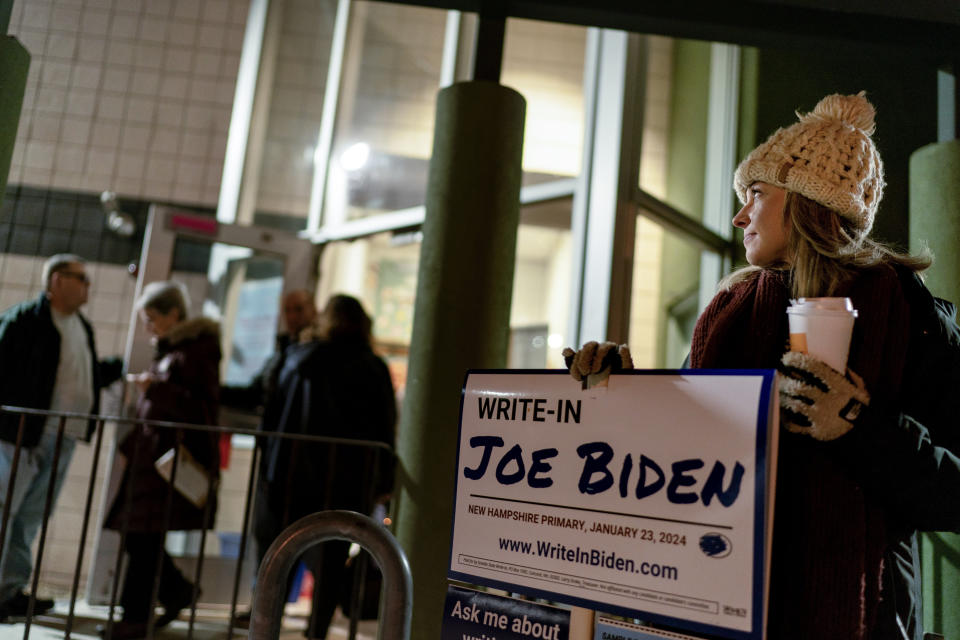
699,533,732,558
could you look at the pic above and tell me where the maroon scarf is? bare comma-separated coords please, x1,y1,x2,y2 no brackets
690,266,911,639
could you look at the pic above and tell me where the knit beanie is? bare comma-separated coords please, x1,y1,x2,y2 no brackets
733,91,884,238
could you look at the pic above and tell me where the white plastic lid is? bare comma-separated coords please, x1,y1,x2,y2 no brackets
787,297,858,316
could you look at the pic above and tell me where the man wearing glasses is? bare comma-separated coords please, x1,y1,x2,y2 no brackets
0,254,122,621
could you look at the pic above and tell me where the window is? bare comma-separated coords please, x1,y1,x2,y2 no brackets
323,2,448,223
511,202,573,369
253,0,338,227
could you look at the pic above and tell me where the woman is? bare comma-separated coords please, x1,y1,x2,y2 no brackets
566,93,960,639
104,281,221,640
259,293,396,639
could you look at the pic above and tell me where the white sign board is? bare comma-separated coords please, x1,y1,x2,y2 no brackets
449,370,778,640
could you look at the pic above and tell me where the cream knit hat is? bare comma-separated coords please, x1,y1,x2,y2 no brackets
733,91,885,238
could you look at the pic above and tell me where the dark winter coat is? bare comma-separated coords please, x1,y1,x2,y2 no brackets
691,264,960,640
0,293,122,446
692,266,903,639
105,317,222,533
835,266,960,640
259,337,396,526
219,333,293,413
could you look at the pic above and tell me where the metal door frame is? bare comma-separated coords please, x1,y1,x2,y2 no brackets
85,205,318,605
124,205,318,374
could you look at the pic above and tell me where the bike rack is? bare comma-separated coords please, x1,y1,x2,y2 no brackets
248,510,412,640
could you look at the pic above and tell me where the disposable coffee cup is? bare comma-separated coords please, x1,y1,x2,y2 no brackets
786,297,858,372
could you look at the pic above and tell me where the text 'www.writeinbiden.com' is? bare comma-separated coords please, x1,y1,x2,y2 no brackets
497,537,679,580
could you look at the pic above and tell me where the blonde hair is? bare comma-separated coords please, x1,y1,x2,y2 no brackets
719,191,930,298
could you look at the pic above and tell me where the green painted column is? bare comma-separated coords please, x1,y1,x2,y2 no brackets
394,80,525,638
0,35,30,205
910,140,960,304
908,139,960,639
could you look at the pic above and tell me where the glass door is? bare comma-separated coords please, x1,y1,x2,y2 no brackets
87,205,317,606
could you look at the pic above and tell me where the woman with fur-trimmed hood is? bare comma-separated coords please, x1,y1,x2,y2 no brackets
104,281,221,639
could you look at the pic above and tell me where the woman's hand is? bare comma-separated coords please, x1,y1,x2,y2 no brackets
127,371,154,393
562,341,633,382
778,351,870,441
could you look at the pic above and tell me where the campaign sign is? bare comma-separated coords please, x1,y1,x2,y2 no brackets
448,370,777,640
442,584,570,640
595,617,704,640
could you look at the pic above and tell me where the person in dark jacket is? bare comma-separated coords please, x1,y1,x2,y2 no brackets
258,294,396,639
565,93,960,639
103,281,221,640
220,289,317,413
827,265,960,640
222,289,318,629
0,254,122,622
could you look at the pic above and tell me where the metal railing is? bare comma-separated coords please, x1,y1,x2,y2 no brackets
250,511,411,640
0,404,396,639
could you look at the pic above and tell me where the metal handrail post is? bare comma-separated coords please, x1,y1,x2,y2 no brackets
0,414,27,564
24,415,69,640
227,443,260,638
249,511,412,640
66,417,108,638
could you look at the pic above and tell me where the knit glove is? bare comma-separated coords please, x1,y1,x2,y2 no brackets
561,341,633,382
778,351,870,441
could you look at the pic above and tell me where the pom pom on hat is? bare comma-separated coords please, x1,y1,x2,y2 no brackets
733,91,885,238
810,92,877,134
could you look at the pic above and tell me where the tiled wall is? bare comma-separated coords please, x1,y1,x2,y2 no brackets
4,0,249,596
8,0,247,206
503,19,586,178
3,0,251,360
0,0,312,602
0,185,149,264
639,36,673,199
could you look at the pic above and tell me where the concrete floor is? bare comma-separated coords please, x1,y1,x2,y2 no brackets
0,599,380,640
